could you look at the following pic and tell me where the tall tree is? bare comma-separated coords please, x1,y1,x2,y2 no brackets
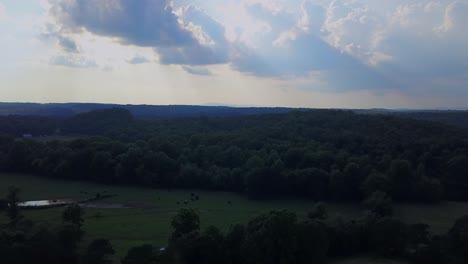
6,185,21,225
83,239,115,264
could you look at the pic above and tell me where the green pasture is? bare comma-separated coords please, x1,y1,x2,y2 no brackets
1,173,467,261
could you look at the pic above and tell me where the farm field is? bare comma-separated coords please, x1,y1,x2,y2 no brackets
1,173,468,260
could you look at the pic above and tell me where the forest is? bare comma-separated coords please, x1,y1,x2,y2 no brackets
1,108,468,203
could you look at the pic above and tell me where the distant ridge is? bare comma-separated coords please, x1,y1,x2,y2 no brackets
1,102,468,128
0,102,303,118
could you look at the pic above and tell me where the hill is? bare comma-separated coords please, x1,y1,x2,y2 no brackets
0,102,299,118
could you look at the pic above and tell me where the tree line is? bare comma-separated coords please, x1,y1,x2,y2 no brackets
1,109,468,202
1,187,468,264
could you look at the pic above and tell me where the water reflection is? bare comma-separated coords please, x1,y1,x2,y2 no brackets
18,199,73,207
17,199,128,209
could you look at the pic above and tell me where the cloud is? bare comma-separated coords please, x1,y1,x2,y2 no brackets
246,2,296,35
437,1,468,42
50,55,97,68
371,1,468,93
322,0,388,64
0,2,6,19
47,0,230,66
156,6,230,65
57,36,78,52
50,0,196,47
315,0,468,94
127,56,150,64
42,0,468,96
297,1,325,34
230,1,394,91
182,66,213,76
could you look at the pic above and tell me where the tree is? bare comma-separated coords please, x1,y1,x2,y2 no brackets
246,167,271,199
58,204,85,264
343,162,365,199
242,210,299,264
0,198,7,211
448,215,468,262
327,217,365,257
6,141,32,171
57,224,84,264
121,244,157,264
197,226,226,264
225,225,245,264
6,185,21,224
62,204,84,227
370,218,407,257
446,155,468,199
363,191,393,217
291,168,329,199
295,221,329,264
27,225,61,264
171,208,200,240
415,177,444,203
388,159,414,200
361,171,390,196
308,202,328,220
329,169,350,200
407,223,430,246
83,239,115,264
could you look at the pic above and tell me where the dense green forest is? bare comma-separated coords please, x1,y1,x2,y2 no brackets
1,108,468,202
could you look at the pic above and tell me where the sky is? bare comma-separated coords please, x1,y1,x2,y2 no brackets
0,0,467,109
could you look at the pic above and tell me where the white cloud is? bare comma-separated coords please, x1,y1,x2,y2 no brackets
314,0,468,95
0,2,6,19
436,1,468,40
321,0,388,64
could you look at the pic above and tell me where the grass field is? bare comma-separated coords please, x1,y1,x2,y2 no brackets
330,256,408,264
1,173,467,261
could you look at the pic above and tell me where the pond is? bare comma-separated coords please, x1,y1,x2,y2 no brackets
17,199,129,209
18,199,74,207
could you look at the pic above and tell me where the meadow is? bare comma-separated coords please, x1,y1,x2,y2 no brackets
1,173,467,261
